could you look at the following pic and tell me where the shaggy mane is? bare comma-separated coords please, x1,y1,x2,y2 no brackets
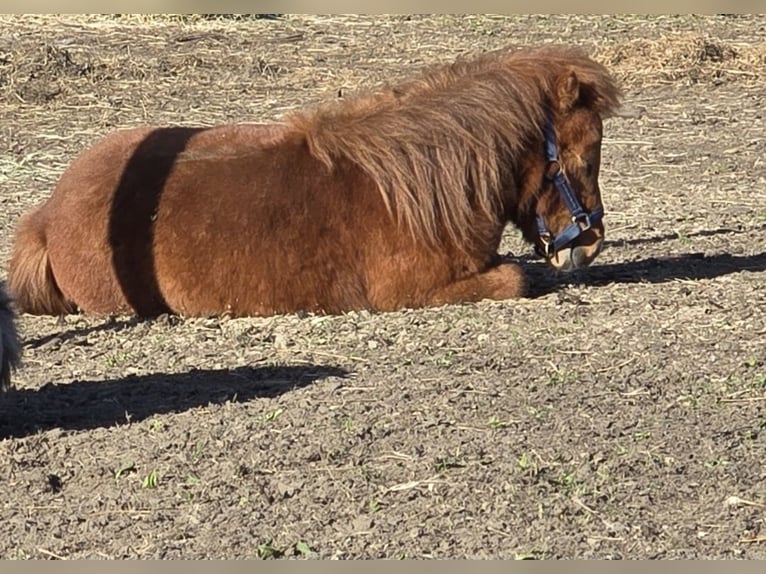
287,45,622,247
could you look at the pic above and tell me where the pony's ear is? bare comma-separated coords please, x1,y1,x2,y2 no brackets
556,69,581,112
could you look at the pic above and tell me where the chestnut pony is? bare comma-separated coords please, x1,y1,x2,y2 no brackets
8,45,621,318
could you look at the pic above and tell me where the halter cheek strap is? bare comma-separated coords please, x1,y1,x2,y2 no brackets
535,116,604,258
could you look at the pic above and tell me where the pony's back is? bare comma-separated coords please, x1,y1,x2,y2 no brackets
0,284,21,391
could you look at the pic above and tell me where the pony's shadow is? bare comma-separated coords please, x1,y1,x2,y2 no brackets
0,364,348,440
525,250,766,297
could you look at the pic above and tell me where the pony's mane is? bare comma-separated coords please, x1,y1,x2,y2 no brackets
287,45,622,247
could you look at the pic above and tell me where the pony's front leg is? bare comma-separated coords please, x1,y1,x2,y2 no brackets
427,262,527,307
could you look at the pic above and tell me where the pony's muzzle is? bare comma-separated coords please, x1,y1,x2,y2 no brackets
546,226,604,272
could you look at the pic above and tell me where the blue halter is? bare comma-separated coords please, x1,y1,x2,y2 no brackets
535,116,603,258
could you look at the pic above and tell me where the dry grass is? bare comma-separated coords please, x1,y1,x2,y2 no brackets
594,33,766,87
1,15,764,100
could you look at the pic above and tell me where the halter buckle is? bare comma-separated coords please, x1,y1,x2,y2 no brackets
573,212,592,231
538,234,555,258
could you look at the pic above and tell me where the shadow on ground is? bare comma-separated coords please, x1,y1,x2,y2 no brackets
0,364,348,439
525,246,766,297
22,317,147,350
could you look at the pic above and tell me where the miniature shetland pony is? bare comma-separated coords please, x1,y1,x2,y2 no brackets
8,45,621,318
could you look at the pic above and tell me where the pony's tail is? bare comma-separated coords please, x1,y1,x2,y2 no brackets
8,207,75,316
0,284,21,392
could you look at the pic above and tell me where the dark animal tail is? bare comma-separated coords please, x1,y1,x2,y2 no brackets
0,284,21,392
8,207,75,316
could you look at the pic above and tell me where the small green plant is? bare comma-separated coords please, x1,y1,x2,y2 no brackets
526,405,541,417
142,470,160,489
558,471,577,487
343,417,353,432
558,470,590,497
148,419,164,433
488,415,510,428
106,352,130,367
437,350,455,367
295,541,314,557
257,542,284,559
368,499,382,513
545,369,576,386
114,462,136,479
264,408,284,422
514,551,541,560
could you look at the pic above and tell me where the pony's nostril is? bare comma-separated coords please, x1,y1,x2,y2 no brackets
547,248,573,272
570,246,589,268
570,240,604,268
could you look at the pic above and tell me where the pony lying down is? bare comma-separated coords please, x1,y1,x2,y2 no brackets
8,45,621,318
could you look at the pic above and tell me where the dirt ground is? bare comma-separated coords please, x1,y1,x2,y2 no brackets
0,14,765,559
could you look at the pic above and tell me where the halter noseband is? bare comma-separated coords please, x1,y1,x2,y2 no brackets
535,115,603,258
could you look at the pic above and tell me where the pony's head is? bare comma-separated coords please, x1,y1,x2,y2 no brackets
516,60,620,272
